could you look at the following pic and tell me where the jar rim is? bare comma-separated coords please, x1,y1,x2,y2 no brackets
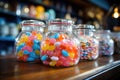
21,20,45,27
96,30,111,34
74,24,95,29
47,19,74,25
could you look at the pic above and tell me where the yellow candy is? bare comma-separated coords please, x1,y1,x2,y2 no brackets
49,45,55,51
45,44,50,50
36,33,42,41
16,41,22,46
42,44,49,50
17,51,23,57
69,52,75,58
49,61,57,66
19,34,28,43
35,50,40,55
70,62,74,65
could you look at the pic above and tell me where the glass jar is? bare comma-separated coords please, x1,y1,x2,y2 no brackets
15,20,45,62
96,30,114,56
74,24,99,60
40,19,80,67
111,32,119,54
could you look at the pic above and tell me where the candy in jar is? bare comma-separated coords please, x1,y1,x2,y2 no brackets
15,20,45,62
40,19,80,67
96,30,114,56
74,24,99,60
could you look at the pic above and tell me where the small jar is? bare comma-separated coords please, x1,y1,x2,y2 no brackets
15,20,45,62
74,24,99,60
40,19,80,67
96,30,114,56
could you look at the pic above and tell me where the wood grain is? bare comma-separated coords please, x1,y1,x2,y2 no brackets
0,54,120,80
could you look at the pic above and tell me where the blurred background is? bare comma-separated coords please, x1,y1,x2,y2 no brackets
0,0,120,56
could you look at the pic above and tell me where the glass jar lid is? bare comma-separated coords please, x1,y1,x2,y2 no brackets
75,24,95,29
47,19,74,26
21,20,45,27
97,30,110,34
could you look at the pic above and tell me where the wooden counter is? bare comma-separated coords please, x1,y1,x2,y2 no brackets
0,54,120,80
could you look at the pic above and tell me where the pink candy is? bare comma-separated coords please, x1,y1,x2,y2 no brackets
22,46,33,52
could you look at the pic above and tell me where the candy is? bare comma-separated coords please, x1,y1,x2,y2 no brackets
54,33,59,39
51,56,59,61
29,52,38,58
23,50,30,54
49,61,57,66
17,51,23,57
80,36,99,60
32,44,40,50
36,33,42,40
16,43,25,52
22,46,33,52
35,50,40,55
27,57,35,61
26,32,31,36
41,33,79,67
99,40,114,56
62,50,69,57
54,42,61,46
16,31,42,62
41,55,48,61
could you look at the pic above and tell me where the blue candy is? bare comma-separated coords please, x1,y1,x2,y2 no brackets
62,50,69,57
41,55,48,61
27,57,35,61
54,33,59,39
29,52,38,58
34,39,40,44
16,43,25,52
50,35,55,38
32,44,40,50
26,32,31,36
23,50,30,54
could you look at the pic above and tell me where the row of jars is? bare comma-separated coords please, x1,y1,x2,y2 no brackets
15,19,114,67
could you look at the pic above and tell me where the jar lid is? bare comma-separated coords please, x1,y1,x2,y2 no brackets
21,20,45,27
47,19,74,25
96,30,111,34
75,24,95,29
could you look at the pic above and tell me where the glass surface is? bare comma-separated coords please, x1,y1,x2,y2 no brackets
40,19,80,67
15,20,45,62
96,30,114,56
74,24,99,60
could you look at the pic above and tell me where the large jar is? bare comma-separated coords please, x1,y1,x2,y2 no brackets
40,19,80,67
74,24,99,60
96,30,114,56
15,20,45,62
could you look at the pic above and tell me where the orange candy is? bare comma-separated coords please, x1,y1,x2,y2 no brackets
32,31,37,36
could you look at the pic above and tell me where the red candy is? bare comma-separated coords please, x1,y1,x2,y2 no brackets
40,33,80,67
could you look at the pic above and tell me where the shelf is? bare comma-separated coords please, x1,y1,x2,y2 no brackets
21,0,76,18
0,36,15,41
0,54,120,80
0,8,45,21
0,8,17,17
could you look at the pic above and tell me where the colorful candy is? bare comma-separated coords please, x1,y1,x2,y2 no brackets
40,33,79,67
16,31,42,62
80,36,99,60
99,39,114,56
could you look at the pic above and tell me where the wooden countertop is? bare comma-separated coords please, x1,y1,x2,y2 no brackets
0,54,120,80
